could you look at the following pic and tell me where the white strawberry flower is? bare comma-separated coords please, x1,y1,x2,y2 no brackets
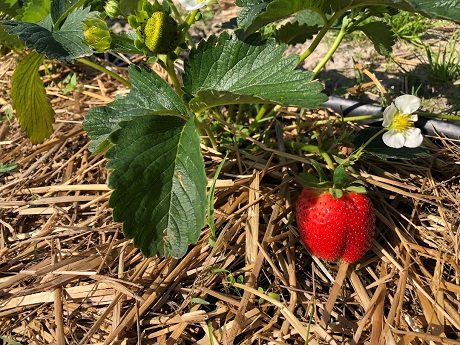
382,95,423,148
179,0,208,11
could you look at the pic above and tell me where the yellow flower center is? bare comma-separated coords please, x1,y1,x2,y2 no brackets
391,112,413,133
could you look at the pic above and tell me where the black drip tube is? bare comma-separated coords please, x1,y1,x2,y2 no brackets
321,96,460,139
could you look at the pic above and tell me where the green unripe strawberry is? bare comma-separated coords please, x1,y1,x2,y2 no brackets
143,11,179,54
296,188,375,263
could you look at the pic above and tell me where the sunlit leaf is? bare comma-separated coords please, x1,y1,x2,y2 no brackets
11,51,54,144
106,115,207,258
83,65,187,152
183,32,327,113
2,6,97,62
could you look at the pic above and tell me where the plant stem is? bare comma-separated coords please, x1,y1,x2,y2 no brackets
167,0,182,21
284,114,383,130
53,0,86,30
338,128,386,169
201,121,219,150
298,11,343,65
76,58,131,87
417,112,460,122
255,104,270,122
248,104,271,131
236,104,244,124
168,0,196,48
286,141,335,171
226,104,235,123
312,17,348,76
298,24,332,65
163,56,183,97
354,128,386,157
335,114,382,123
176,9,199,53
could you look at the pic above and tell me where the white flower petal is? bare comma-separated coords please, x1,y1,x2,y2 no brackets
394,95,420,114
409,114,418,122
403,128,423,148
179,0,206,10
382,104,396,127
383,130,405,148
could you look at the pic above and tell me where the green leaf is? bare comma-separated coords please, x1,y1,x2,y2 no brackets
182,33,327,113
0,25,24,51
0,0,19,17
295,9,325,26
235,0,271,29
11,51,54,144
329,187,343,199
354,21,395,56
2,6,97,62
120,0,140,16
345,185,367,194
276,21,320,45
2,21,68,58
190,297,210,306
243,0,460,35
51,0,84,25
244,0,460,35
245,0,333,34
0,336,23,345
0,162,18,173
207,153,227,243
18,0,50,23
209,267,230,274
353,128,430,160
83,65,187,152
268,292,281,301
52,6,97,58
406,0,460,23
106,115,207,259
332,165,349,188
258,286,265,304
298,172,320,187
110,31,143,54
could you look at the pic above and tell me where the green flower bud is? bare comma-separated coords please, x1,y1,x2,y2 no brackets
104,0,121,18
83,18,112,53
143,11,179,55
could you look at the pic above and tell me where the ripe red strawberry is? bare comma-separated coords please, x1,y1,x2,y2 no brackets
296,188,375,263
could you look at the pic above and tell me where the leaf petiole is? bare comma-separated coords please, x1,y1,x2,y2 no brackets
313,15,349,75
76,58,131,87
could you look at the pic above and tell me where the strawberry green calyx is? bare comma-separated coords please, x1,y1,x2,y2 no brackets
298,164,368,199
295,187,375,263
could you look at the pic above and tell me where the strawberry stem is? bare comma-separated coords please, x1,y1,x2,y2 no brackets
354,127,386,157
342,127,386,168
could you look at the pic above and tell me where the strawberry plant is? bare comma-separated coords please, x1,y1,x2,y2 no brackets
1,0,460,261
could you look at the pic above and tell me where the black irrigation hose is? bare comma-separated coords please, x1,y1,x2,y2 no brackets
321,96,460,139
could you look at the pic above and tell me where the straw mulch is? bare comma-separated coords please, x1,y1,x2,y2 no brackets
1,47,460,345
